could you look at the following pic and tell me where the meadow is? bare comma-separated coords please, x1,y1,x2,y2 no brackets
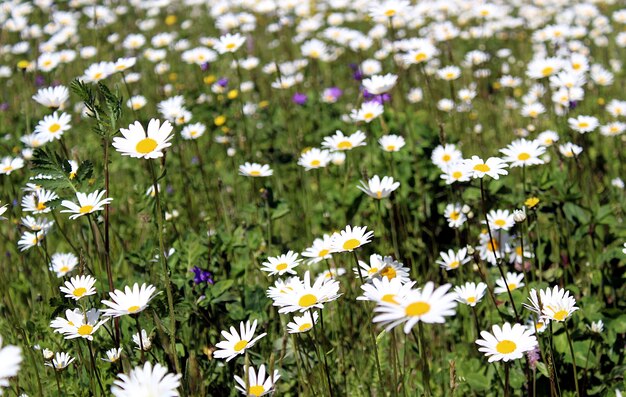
0,0,625,396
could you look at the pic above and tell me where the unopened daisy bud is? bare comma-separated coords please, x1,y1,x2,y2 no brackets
227,147,236,157
513,209,526,223
42,348,54,360
467,211,474,219
466,245,475,255
461,204,471,214
588,320,604,334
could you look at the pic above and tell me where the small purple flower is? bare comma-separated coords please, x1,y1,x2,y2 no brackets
191,266,214,285
569,101,578,110
0,103,9,111
292,92,307,105
166,184,174,195
217,77,228,87
191,156,199,165
35,75,46,87
526,346,540,370
201,62,210,71
322,87,342,103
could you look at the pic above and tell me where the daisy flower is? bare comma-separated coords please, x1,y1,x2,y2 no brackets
316,267,347,281
373,282,457,333
260,251,302,276
59,275,97,300
271,271,341,313
21,189,59,214
539,286,578,322
18,230,46,251
499,139,546,168
379,135,405,152
355,254,410,282
32,85,69,109
239,162,273,177
436,65,461,81
50,308,108,340
369,0,410,19
215,33,246,54
477,229,511,265
436,248,470,271
102,347,123,363
475,322,537,362
403,42,439,65
286,311,319,334
358,277,416,304
350,101,384,123
113,119,174,159
440,162,471,185
454,282,487,307
180,123,206,140
600,122,626,137
60,190,113,220
362,73,397,95
444,203,467,228
0,336,22,392
568,115,599,134
494,272,525,294
558,142,583,158
234,364,280,397
34,111,71,142
322,130,367,151
213,320,267,362
588,320,604,334
464,156,509,180
49,252,78,277
101,283,158,317
301,234,333,265
357,175,400,199
330,225,374,253
127,95,147,111
526,57,563,79
111,362,181,397
0,157,25,175
485,209,515,231
298,148,331,171
45,352,75,371
536,130,559,146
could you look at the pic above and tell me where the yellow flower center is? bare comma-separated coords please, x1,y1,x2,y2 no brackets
516,246,523,256
133,102,142,110
380,266,397,280
79,205,94,214
494,219,506,227
298,294,318,308
36,202,46,211
93,72,103,80
60,266,69,273
249,170,261,176
467,296,476,303
386,145,396,151
376,191,383,199
364,112,374,120
452,171,462,179
414,52,427,62
298,323,312,332
496,340,517,354
77,324,94,336
49,123,61,133
578,122,589,128
275,263,288,271
449,211,460,221
249,385,265,397
127,305,141,313
234,339,248,352
342,238,360,250
487,239,499,252
135,138,158,154
368,267,379,275
473,163,490,173
405,301,430,317
507,283,517,290
541,66,554,76
517,152,530,161
445,72,455,79
310,160,321,167
337,141,353,150
442,154,451,162
73,287,87,297
225,43,236,50
449,261,460,269
318,249,329,257
381,294,398,304
384,9,396,17
553,310,568,321
3,166,13,172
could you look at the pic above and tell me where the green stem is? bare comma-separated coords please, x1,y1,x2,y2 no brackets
565,324,580,397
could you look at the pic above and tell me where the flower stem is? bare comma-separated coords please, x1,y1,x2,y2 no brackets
147,160,180,373
564,324,580,396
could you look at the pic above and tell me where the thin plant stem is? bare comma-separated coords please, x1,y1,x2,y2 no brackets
87,340,105,396
135,315,145,362
147,160,181,373
565,323,580,397
504,362,510,397
309,309,333,397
